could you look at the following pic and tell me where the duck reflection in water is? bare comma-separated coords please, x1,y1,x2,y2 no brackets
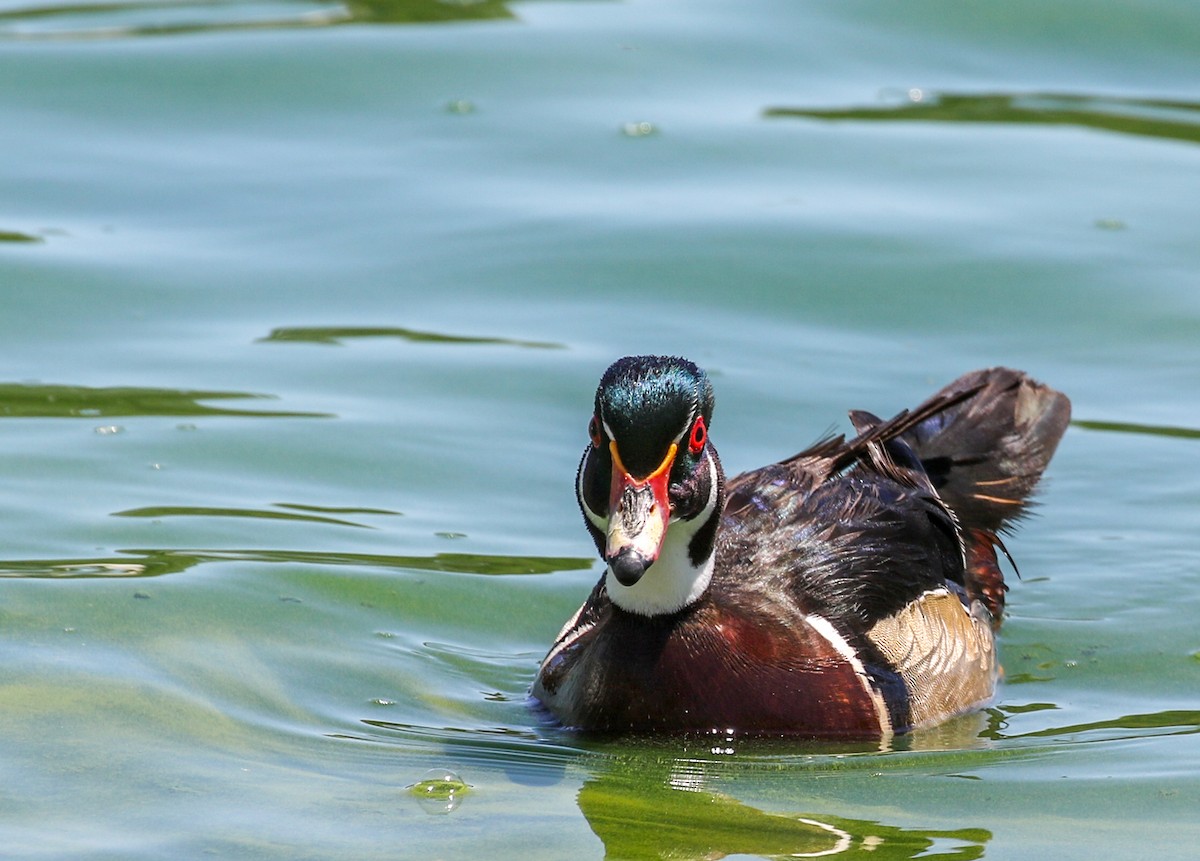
576,749,991,860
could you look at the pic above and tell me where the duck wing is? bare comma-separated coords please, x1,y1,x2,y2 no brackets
720,367,1070,629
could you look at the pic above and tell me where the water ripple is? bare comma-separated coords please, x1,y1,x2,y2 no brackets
0,547,593,578
1072,419,1200,440
258,325,563,349
110,505,384,529
987,707,1200,745
0,0,524,41
0,229,44,243
0,383,328,419
766,91,1200,146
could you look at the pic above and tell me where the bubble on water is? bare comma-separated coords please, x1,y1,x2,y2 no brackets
446,99,476,115
621,121,658,137
408,768,470,815
94,425,125,435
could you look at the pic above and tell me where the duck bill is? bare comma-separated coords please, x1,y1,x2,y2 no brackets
605,441,676,587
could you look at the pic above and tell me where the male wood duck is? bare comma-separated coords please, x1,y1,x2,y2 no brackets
532,356,1070,739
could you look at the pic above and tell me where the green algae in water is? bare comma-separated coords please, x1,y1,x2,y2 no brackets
257,325,562,349
0,229,42,242
0,383,328,419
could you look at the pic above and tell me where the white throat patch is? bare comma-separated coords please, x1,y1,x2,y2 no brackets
605,454,719,616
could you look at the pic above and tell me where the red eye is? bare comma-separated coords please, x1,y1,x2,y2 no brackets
688,416,707,454
588,415,603,448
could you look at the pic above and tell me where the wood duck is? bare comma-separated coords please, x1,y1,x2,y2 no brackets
532,357,1070,739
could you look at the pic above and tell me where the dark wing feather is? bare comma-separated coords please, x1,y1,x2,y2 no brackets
717,462,964,635
899,367,1071,532
720,368,1069,635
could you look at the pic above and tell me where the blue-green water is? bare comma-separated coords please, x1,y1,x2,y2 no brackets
2,0,1199,858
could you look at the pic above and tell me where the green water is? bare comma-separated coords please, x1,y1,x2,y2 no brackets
2,0,1199,858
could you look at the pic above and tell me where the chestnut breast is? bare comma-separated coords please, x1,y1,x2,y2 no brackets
543,598,892,738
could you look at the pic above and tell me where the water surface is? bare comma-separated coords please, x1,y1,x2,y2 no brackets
2,0,1199,858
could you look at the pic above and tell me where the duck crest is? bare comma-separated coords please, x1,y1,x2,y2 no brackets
534,359,1070,738
596,355,714,476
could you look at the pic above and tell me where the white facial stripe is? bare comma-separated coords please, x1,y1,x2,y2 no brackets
700,450,718,513
670,414,692,447
576,456,608,532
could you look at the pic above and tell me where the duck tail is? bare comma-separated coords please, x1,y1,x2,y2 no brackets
838,367,1069,625
901,367,1071,534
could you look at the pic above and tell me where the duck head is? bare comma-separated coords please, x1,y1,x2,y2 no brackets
576,356,726,616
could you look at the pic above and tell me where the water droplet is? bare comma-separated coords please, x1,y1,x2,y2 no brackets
621,121,658,137
370,698,396,706
907,88,925,102
409,768,470,815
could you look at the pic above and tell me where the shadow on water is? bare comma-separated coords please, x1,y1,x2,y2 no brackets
0,383,328,418
766,91,1200,146
0,547,593,578
258,325,563,349
0,0,567,40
